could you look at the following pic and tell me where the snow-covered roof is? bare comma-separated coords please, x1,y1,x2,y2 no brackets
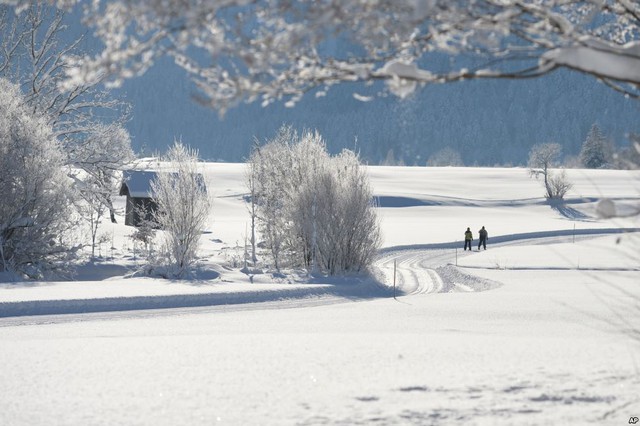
119,170,159,198
119,170,207,199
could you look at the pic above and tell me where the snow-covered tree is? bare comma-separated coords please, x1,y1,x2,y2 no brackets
248,126,380,275
546,170,573,200
151,142,211,278
528,142,572,199
579,124,612,169
68,123,134,222
244,148,260,268
0,78,79,278
381,149,405,167
34,0,640,112
613,134,640,170
313,150,381,275
76,184,107,260
249,127,327,270
248,126,296,270
287,131,332,270
0,2,134,222
427,147,464,167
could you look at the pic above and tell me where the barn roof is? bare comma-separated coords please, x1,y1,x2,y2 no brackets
119,170,159,198
119,170,207,199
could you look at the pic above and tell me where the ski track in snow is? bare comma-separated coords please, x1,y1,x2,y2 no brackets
375,247,500,295
374,227,638,297
2,227,637,323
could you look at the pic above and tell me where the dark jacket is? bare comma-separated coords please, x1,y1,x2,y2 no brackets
479,228,488,240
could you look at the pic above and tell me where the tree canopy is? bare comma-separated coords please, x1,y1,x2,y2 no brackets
580,124,612,168
7,0,633,113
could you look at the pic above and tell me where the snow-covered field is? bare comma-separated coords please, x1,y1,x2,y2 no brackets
1,164,639,425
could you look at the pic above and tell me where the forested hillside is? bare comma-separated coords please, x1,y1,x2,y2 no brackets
112,56,638,166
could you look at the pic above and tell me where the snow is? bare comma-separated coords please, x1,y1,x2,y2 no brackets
543,39,640,84
370,166,639,246
458,234,638,271
1,164,639,425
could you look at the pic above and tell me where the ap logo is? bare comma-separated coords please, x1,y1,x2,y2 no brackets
629,417,639,424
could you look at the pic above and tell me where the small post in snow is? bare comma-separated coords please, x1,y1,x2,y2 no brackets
455,244,458,266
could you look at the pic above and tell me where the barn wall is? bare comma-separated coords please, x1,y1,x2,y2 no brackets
124,196,159,227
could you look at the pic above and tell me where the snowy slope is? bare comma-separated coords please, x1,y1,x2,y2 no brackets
0,164,639,425
1,164,638,309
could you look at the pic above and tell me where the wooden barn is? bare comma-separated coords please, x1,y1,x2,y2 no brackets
119,170,160,227
119,170,208,227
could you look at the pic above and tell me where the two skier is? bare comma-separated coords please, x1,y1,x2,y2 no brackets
464,226,489,251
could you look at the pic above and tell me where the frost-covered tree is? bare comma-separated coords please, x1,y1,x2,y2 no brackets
76,184,107,260
151,142,211,278
381,149,405,167
614,134,640,170
249,127,328,270
546,170,574,200
313,150,381,275
0,2,134,222
244,149,259,268
427,147,464,167
248,126,380,275
29,0,640,112
68,123,134,222
0,78,79,277
528,142,572,199
248,126,296,270
579,124,612,169
287,131,332,270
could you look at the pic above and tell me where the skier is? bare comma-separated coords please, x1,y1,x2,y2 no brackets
478,226,488,250
464,227,473,251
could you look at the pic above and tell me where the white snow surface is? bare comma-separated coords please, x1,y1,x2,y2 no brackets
1,164,639,425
